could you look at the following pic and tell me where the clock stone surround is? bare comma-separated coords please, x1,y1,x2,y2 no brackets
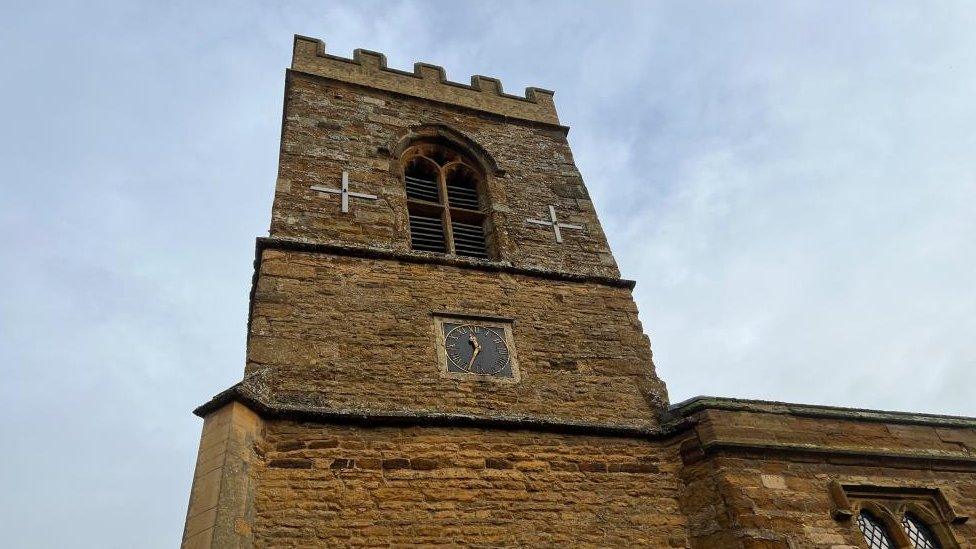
432,313,521,383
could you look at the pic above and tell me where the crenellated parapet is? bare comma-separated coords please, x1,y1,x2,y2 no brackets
291,35,560,125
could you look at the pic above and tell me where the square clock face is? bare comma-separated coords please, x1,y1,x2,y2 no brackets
433,315,519,382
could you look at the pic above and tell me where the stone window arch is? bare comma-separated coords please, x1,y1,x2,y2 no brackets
401,141,494,259
901,512,942,549
856,504,898,549
831,483,962,549
896,503,951,549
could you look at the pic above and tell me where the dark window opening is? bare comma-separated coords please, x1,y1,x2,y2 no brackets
402,143,492,259
408,212,446,253
404,158,440,203
451,220,488,259
446,165,480,210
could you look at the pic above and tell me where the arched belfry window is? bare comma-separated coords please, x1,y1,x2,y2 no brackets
402,142,492,259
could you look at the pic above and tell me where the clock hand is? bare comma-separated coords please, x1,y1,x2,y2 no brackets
467,335,481,370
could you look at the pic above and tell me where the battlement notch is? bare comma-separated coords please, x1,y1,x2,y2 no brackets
291,35,559,125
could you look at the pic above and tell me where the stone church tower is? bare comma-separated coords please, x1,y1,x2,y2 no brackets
183,36,976,548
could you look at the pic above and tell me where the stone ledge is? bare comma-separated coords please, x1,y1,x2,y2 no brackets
670,395,976,429
696,440,976,471
253,237,636,289
246,237,636,342
193,370,687,440
192,377,976,471
292,35,560,125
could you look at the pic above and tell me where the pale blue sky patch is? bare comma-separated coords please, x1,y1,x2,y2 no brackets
2,1,975,546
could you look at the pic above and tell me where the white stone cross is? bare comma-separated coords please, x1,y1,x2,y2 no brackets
310,171,378,213
525,205,583,244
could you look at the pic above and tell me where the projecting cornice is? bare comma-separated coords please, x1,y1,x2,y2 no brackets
193,368,685,440
670,395,976,429
193,373,976,472
252,237,636,289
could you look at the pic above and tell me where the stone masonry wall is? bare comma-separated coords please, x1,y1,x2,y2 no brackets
687,456,976,548
252,421,689,548
291,36,559,125
676,405,976,548
247,247,668,428
182,402,263,549
271,70,620,279
183,395,976,548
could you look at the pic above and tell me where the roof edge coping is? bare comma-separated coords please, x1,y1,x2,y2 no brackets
670,395,976,429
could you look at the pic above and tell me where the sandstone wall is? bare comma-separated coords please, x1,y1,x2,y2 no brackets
246,246,668,428
182,402,263,549
675,402,976,548
184,396,976,548
271,70,619,279
291,36,559,125
686,456,976,548
252,421,689,548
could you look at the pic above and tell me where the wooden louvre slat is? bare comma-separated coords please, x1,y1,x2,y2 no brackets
405,175,440,202
409,213,446,253
446,179,480,210
447,192,479,209
452,220,488,259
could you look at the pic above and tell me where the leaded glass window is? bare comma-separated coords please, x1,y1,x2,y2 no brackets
902,513,941,549
857,510,895,549
829,483,956,549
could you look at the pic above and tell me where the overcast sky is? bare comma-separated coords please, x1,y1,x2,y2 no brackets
2,1,975,546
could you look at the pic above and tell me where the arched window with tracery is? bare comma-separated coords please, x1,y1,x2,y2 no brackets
401,142,492,259
857,510,896,549
902,513,942,549
830,483,959,549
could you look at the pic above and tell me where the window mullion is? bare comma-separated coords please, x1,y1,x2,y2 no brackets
438,167,456,254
